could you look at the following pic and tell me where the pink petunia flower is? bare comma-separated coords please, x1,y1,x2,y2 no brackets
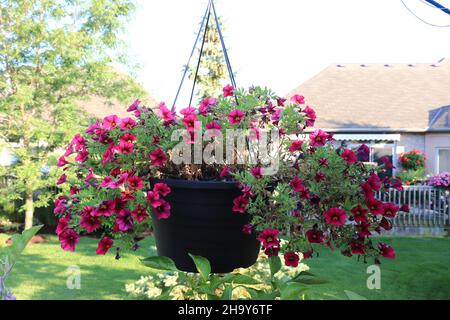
154,200,171,219
102,115,120,131
127,99,141,112
257,228,280,248
93,200,116,217
75,148,89,163
250,167,264,180
157,102,175,122
153,183,171,197
378,243,395,259
228,109,245,125
119,117,136,130
131,205,149,223
232,195,250,213
205,121,222,137
284,252,300,267
56,215,69,236
80,215,101,233
220,165,231,179
57,156,69,167
303,106,316,127
57,174,67,185
149,149,167,167
289,140,303,153
290,94,305,105
290,176,304,192
323,207,347,226
127,176,143,189
341,148,358,164
115,141,134,155
309,129,328,147
116,209,134,232
96,236,114,255
180,106,197,116
223,84,234,97
59,229,80,252
146,190,162,208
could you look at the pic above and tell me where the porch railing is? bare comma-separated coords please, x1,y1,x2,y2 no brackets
376,185,450,228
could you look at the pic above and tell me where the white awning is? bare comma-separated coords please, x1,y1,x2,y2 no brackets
332,134,401,141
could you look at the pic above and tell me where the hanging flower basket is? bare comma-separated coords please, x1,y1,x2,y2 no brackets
53,0,402,274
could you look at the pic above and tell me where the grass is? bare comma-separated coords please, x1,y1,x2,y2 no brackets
1,233,450,300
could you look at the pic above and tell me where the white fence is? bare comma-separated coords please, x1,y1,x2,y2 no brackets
376,186,450,228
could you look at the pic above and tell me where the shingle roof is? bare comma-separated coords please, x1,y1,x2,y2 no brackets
287,58,450,132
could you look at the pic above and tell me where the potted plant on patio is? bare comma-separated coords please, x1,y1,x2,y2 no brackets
53,0,403,274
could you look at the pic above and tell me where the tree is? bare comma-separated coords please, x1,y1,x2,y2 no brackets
188,4,229,99
0,0,148,229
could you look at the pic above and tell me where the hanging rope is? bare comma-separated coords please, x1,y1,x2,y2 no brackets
171,0,212,111
189,1,212,107
172,0,239,111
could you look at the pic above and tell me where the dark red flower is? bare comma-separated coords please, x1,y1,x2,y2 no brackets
319,157,329,166
391,177,403,191
366,198,384,215
306,229,325,244
303,106,316,127
379,217,392,230
378,243,395,259
127,176,143,189
119,133,136,144
258,228,280,248
127,99,140,112
59,229,80,252
56,215,69,236
357,144,370,162
232,195,250,213
153,183,171,196
250,167,264,179
351,204,368,223
382,202,399,218
131,205,149,223
367,172,381,191
149,149,167,167
220,165,231,178
323,207,347,226
80,215,101,233
75,148,89,163
355,222,372,238
400,204,410,213
264,246,280,257
110,167,121,177
361,182,375,200
341,148,358,164
284,252,300,267
290,176,304,192
289,140,303,153
153,200,171,219
96,236,114,255
119,117,136,130
302,249,314,260
115,141,134,155
309,129,328,147
314,172,326,182
350,241,366,255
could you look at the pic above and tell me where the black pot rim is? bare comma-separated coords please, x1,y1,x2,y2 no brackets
150,177,239,190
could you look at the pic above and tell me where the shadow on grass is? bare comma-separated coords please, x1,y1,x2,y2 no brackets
6,236,158,300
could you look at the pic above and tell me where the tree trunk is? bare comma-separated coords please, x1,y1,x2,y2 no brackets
24,191,34,230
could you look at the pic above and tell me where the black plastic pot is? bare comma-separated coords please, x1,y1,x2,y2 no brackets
151,178,260,273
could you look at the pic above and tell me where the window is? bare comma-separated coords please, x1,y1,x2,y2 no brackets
437,148,450,173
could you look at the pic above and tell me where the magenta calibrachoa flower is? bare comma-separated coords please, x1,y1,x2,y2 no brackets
54,85,401,267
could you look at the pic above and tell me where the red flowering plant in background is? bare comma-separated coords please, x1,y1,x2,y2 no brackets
399,148,426,171
54,86,403,266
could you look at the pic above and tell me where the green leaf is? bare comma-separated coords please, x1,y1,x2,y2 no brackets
141,256,179,271
220,285,234,300
344,290,368,300
247,288,278,300
10,225,43,255
220,273,262,285
279,282,305,300
269,256,282,278
188,253,211,281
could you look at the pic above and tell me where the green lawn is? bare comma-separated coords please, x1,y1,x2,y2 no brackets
1,233,450,300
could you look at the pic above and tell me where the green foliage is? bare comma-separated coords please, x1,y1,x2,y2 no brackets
397,168,426,185
0,0,147,227
399,149,426,171
0,224,42,299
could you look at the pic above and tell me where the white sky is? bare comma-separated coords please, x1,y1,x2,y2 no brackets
122,0,450,104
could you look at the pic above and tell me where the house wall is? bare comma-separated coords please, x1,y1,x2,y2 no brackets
424,133,450,174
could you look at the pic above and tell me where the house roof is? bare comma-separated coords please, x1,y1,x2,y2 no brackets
287,58,450,132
